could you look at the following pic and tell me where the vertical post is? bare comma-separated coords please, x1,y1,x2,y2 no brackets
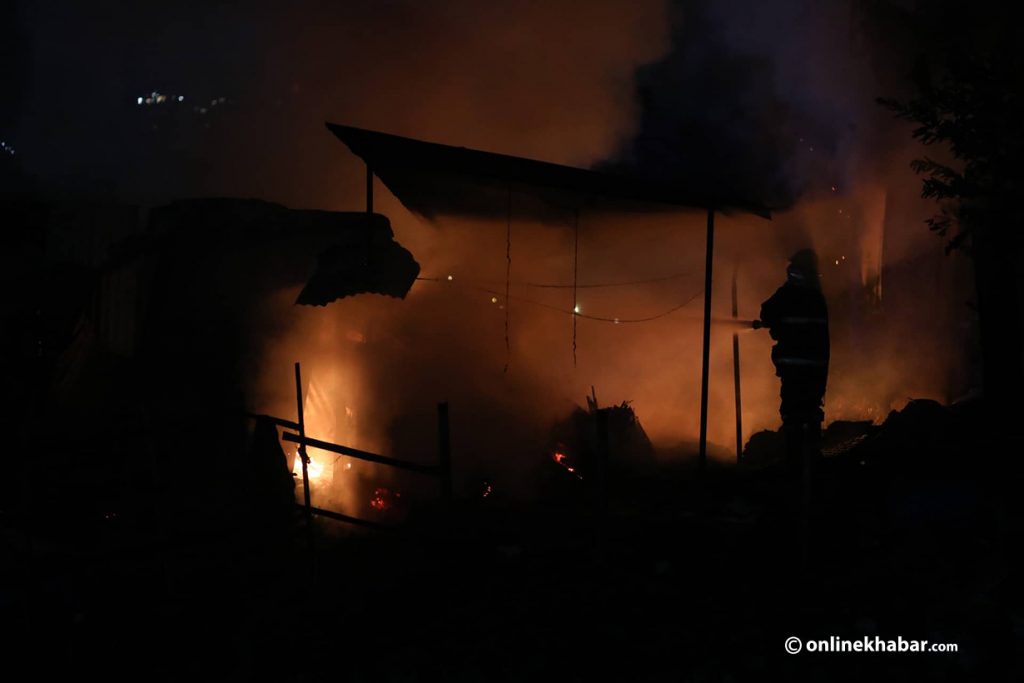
594,407,610,562
595,408,610,516
294,362,312,527
571,209,579,367
365,164,374,214
698,208,715,471
437,402,452,501
364,165,375,274
732,264,743,463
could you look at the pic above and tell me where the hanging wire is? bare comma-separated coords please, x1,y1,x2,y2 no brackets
520,272,692,289
488,286,704,322
419,277,704,323
503,187,512,373
416,270,694,289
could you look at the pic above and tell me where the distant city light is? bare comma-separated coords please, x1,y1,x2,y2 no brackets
137,91,187,106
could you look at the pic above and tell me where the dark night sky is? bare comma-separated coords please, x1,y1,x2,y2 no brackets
5,1,920,208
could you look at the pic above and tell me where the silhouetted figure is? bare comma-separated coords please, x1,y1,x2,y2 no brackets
246,416,296,527
754,249,830,468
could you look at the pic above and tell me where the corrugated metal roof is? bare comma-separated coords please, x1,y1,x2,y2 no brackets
326,123,771,221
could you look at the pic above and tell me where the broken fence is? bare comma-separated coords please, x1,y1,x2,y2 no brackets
248,361,452,530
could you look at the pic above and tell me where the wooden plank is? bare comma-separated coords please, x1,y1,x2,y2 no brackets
245,412,300,432
281,431,441,477
595,408,609,515
295,363,312,517
295,363,316,573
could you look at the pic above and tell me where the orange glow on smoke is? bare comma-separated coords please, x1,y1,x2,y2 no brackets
250,152,967,483
292,450,326,481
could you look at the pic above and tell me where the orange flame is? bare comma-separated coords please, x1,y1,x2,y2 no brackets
552,450,582,479
292,450,325,481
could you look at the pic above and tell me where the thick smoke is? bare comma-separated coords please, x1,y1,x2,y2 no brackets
609,0,975,442
11,0,669,207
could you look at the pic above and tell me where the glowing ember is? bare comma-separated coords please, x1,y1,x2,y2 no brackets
370,487,401,511
551,449,582,479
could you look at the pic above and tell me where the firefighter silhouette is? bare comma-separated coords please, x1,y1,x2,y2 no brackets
754,249,830,466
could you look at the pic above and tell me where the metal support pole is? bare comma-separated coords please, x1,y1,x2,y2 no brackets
366,164,374,214
698,208,715,471
437,402,452,501
594,407,610,561
294,362,313,532
732,264,743,462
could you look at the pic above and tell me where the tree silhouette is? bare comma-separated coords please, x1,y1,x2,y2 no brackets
876,0,1023,416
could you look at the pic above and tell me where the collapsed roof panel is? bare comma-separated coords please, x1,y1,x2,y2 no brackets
146,198,420,305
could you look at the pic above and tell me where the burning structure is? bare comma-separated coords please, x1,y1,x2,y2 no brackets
3,198,420,527
3,132,974,530
2,107,976,532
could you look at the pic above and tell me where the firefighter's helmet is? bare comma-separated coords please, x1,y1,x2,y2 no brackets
788,249,819,281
